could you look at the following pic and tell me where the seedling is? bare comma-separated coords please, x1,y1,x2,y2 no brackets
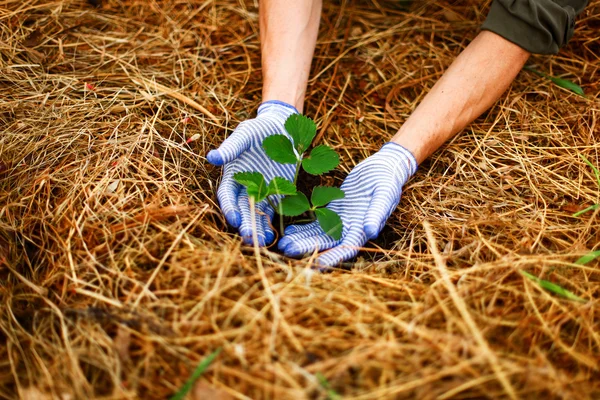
169,348,221,400
573,154,600,265
234,114,345,240
524,65,585,97
520,270,586,303
316,372,342,400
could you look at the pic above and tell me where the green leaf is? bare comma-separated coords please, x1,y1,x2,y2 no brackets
279,192,311,216
524,66,585,97
234,171,268,202
284,114,317,154
233,171,263,188
311,186,345,208
548,75,585,97
169,348,221,400
573,204,600,217
267,177,297,196
575,250,600,265
579,154,600,190
315,208,343,240
262,134,298,164
316,372,342,400
302,145,340,176
520,270,586,303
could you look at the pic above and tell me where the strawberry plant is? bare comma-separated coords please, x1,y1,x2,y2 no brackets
233,114,344,240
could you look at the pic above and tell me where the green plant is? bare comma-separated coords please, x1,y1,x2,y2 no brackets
573,154,600,265
315,372,342,400
520,270,586,303
170,348,221,400
524,65,585,97
234,114,344,240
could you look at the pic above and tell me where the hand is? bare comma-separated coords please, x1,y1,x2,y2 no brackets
207,101,298,246
278,142,417,268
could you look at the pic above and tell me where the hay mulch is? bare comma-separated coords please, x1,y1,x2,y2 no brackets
1,0,600,398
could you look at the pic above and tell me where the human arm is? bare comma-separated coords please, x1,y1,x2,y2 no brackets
391,30,530,163
260,0,322,112
281,30,531,267
207,0,321,245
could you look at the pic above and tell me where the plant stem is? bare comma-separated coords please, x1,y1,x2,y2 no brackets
293,218,316,224
293,158,302,185
266,196,285,234
266,196,278,211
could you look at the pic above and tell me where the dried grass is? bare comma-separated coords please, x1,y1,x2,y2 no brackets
1,0,600,399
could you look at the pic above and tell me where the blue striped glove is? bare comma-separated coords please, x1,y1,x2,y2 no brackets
278,142,417,268
207,101,298,246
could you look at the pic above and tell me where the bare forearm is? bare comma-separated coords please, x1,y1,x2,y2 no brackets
260,0,322,112
391,31,530,163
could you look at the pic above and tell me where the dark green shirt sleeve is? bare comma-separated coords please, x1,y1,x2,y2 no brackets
481,0,589,54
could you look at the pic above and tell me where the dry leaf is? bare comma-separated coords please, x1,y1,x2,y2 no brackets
114,325,131,363
106,179,119,194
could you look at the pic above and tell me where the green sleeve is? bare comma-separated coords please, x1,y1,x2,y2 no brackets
481,0,589,54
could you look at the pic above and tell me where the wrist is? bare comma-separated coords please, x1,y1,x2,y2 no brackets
390,125,435,165
380,142,418,180
257,100,299,121
259,100,299,114
262,84,305,113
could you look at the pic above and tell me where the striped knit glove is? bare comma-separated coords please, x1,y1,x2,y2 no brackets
207,101,298,246
278,142,417,268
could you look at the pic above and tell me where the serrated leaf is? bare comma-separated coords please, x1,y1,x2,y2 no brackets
234,171,263,188
520,270,586,303
302,145,340,176
262,134,298,164
575,250,600,265
169,348,221,400
311,186,345,208
524,66,585,97
315,208,343,240
284,114,316,154
279,192,311,216
267,177,297,196
234,171,268,202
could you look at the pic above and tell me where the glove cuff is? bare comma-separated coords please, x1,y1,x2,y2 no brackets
380,142,418,180
257,100,299,117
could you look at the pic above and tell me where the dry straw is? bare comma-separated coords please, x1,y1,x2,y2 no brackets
1,0,599,398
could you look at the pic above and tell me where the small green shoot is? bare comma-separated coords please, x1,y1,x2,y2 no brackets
573,204,600,218
573,155,600,217
579,154,600,189
524,66,585,97
236,114,345,241
575,250,600,265
571,155,600,266
315,372,342,400
169,348,222,400
520,270,586,303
